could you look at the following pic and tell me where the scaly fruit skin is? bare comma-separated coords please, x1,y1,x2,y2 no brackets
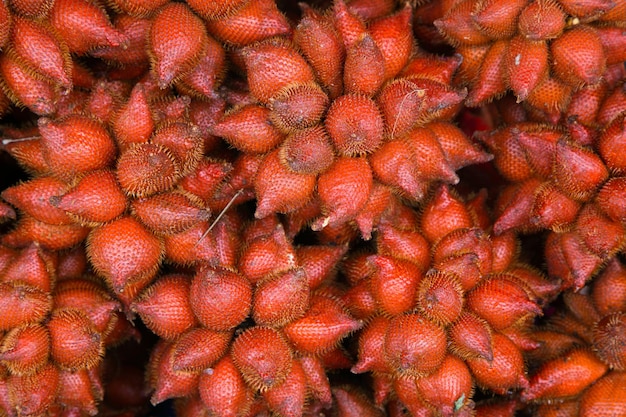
522,258,626,416
478,78,626,290
222,0,491,239
425,0,626,118
345,184,551,415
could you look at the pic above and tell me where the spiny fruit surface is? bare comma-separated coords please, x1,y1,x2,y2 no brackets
344,184,551,414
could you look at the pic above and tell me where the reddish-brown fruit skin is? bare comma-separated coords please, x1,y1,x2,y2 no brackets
332,386,385,417
593,312,626,370
262,359,307,416
48,308,104,371
368,255,423,316
522,348,608,402
252,268,310,327
313,157,373,230
231,327,293,392
269,82,329,132
87,216,164,294
38,115,116,182
295,4,344,99
384,313,447,377
205,0,291,46
420,185,473,243
212,104,284,154
116,143,181,198
579,371,626,416
189,267,252,331
198,355,253,417
52,170,127,225
467,333,529,394
113,83,154,149
1,176,70,225
56,368,100,415
9,17,72,89
0,282,51,331
171,328,232,372
325,94,384,155
551,26,606,86
449,312,494,361
148,340,200,405
243,38,314,104
53,279,120,336
254,149,317,219
1,214,89,250
131,191,210,235
0,323,49,375
7,363,59,417
352,315,391,374
416,354,474,414
0,53,58,115
283,293,362,354
148,2,207,88
49,0,127,54
132,274,197,340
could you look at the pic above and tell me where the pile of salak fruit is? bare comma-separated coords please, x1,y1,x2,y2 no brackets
0,0,625,416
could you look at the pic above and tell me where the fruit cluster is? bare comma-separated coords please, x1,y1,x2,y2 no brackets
0,0,624,416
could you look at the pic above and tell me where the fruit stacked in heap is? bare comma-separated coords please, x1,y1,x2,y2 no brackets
521,257,626,415
0,0,625,416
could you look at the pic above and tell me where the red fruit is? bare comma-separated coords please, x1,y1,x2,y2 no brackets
296,245,346,289
189,267,252,331
116,143,181,198
506,36,549,101
467,274,541,330
368,255,423,316
384,313,447,377
592,258,626,316
518,0,566,40
132,275,197,340
593,312,626,370
53,279,120,336
212,104,284,153
343,34,385,96
0,323,49,375
312,157,373,230
242,38,314,104
51,170,127,225
198,355,253,417
352,315,391,374
333,0,367,47
50,0,127,54
295,4,344,98
7,363,58,417
9,17,72,89
38,115,116,182
551,26,606,86
522,348,608,402
300,355,332,406
1,176,69,225
369,5,413,80
598,114,626,174
0,282,51,330
0,53,57,115
205,0,291,46
466,40,508,106
435,0,491,46
113,83,154,149
467,333,528,394
148,3,207,88
416,354,474,414
420,185,473,243
252,268,310,327
171,328,232,372
579,372,626,416
132,191,210,235
554,139,609,200
231,327,293,392
87,216,163,294
263,360,307,417
238,221,297,283
284,293,362,354
325,94,384,156
418,270,464,326
48,308,104,370
269,82,329,132
109,0,169,17
1,214,89,250
449,312,494,361
279,126,336,175
56,369,99,415
148,340,200,405
186,0,247,20
471,0,526,39
150,123,203,177
332,386,385,417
